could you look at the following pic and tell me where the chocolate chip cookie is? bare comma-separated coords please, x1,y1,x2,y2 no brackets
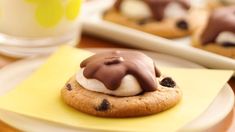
103,0,202,38
61,50,182,117
61,76,182,117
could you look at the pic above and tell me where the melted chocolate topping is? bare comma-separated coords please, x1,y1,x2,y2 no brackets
201,6,235,45
80,51,161,92
114,0,190,21
114,0,123,9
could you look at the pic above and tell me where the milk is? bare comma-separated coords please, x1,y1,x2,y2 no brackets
0,0,81,38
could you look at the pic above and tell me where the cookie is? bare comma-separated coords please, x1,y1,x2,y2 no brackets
61,76,182,117
104,9,189,38
192,28,235,59
103,0,204,38
61,50,182,117
192,6,235,59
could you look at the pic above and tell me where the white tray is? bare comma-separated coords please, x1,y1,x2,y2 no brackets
82,0,235,72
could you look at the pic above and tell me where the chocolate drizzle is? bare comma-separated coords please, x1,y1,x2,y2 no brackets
114,0,123,9
146,0,172,21
201,6,235,45
80,51,161,92
114,0,190,21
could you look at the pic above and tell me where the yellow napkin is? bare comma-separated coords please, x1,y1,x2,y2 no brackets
0,46,233,132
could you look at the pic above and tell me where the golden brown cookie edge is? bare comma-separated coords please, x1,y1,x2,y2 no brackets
192,28,235,59
61,76,182,118
103,8,194,38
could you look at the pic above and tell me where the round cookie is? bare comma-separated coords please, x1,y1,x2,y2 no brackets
192,6,235,59
192,28,235,59
103,0,206,38
103,8,190,38
61,76,182,117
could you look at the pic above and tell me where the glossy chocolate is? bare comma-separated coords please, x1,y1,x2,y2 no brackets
114,0,123,9
201,6,235,45
160,77,176,88
80,51,161,92
114,0,190,21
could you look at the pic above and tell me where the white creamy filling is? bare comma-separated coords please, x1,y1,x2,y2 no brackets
76,68,143,96
120,0,152,20
120,0,188,20
216,31,235,46
164,2,188,19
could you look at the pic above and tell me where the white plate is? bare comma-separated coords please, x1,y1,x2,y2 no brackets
0,48,233,132
82,0,235,72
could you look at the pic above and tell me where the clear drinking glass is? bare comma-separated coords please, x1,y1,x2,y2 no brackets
0,0,82,57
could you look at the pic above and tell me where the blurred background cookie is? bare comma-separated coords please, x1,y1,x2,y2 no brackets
103,0,204,38
192,6,235,59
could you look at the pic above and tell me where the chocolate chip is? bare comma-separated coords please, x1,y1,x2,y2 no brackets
176,20,188,30
66,83,72,91
95,99,110,111
160,77,176,88
222,42,235,47
104,57,124,65
137,19,149,25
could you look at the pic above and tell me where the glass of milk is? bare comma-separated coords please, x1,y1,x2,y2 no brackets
0,0,82,57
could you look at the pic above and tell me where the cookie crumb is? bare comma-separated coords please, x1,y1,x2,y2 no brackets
176,20,188,30
95,99,110,111
160,77,176,88
66,83,72,91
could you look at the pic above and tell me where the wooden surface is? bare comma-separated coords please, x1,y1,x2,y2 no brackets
0,34,234,132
